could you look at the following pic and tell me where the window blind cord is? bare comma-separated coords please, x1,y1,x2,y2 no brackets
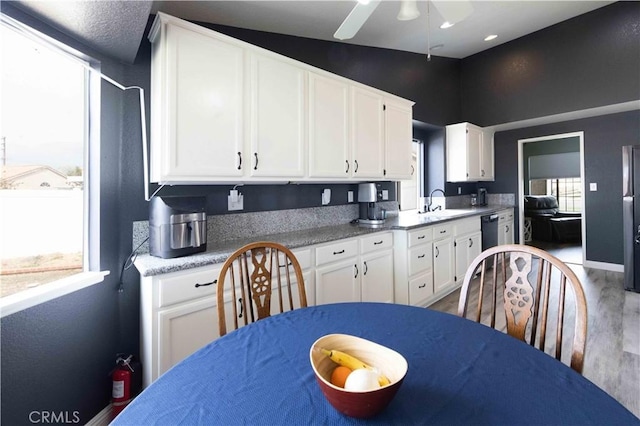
118,236,149,293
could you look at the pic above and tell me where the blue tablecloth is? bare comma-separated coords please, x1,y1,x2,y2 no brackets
113,303,638,425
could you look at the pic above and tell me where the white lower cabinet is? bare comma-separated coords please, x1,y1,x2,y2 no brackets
453,217,482,285
141,248,313,387
314,233,394,305
432,223,454,294
393,227,434,306
498,208,515,245
361,249,394,303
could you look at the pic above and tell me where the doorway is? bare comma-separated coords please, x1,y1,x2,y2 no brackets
517,132,585,265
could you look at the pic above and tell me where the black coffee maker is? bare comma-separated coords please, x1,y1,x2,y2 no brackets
358,183,386,227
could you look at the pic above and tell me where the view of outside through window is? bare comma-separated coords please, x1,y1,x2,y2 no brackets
1,22,86,297
530,177,582,212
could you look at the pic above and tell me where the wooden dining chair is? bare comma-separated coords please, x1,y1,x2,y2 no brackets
457,244,588,373
216,241,307,337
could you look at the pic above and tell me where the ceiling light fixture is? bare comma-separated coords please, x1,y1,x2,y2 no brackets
397,0,420,21
440,21,454,29
484,34,498,41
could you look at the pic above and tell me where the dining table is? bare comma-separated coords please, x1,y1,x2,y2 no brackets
112,302,639,425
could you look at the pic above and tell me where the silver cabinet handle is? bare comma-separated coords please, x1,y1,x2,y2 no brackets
374,240,383,245
237,152,242,170
468,239,473,248
345,160,349,173
417,254,426,259
254,153,259,170
363,261,368,275
417,235,426,240
333,250,345,255
354,264,358,278
354,160,359,173
418,283,426,289
435,247,440,258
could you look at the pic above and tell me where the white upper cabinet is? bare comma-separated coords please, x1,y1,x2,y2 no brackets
446,122,494,182
308,73,350,178
150,22,244,183
350,87,385,179
384,99,413,180
149,13,414,184
249,54,306,178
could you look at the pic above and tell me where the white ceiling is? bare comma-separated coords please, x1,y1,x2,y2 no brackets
11,0,615,63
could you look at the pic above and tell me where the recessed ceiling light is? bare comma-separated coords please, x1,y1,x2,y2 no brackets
484,35,498,41
440,22,454,29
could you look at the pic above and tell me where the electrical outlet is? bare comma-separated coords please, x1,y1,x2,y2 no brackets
589,182,597,191
382,190,389,200
458,187,462,195
348,191,354,203
228,193,244,211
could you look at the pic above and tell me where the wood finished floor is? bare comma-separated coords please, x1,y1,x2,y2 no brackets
429,245,640,419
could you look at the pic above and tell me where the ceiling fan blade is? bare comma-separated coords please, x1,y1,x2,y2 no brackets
431,0,473,25
334,0,382,40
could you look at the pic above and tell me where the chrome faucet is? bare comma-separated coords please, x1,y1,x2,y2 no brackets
427,189,445,212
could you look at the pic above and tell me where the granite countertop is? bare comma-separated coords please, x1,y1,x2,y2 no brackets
134,205,512,277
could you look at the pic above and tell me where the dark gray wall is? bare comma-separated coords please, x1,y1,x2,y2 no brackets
461,1,640,126
482,110,640,264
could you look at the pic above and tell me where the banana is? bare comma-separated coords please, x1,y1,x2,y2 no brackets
319,348,390,387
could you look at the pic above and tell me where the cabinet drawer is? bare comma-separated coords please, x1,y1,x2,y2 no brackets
316,239,358,266
432,224,453,240
498,209,514,223
158,265,221,308
360,232,393,254
453,217,480,235
409,272,433,306
408,227,433,247
279,248,312,270
408,244,433,276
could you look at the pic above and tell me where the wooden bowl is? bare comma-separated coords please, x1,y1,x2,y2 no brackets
309,334,408,418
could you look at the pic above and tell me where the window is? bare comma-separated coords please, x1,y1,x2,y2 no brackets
1,14,105,314
530,177,582,212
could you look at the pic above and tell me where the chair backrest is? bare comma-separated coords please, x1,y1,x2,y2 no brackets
457,244,588,373
217,241,307,337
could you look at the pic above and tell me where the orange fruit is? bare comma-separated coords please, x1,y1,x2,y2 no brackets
330,365,352,388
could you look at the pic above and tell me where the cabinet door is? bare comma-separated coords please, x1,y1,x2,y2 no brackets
409,271,434,306
499,221,514,245
466,125,483,181
308,73,350,178
433,237,454,293
250,54,306,178
454,232,482,284
361,249,394,303
384,99,413,179
157,296,220,376
315,258,359,305
269,270,314,314
481,129,494,180
351,87,384,179
165,25,244,179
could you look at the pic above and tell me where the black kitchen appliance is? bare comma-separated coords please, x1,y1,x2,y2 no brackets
358,183,386,227
149,196,207,259
481,213,499,267
622,145,640,292
477,188,488,206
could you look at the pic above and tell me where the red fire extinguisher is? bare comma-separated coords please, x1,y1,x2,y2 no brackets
112,355,134,418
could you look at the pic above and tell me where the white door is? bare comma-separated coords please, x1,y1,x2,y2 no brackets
384,100,413,179
351,87,384,179
466,125,483,181
433,237,454,293
165,25,244,179
455,232,482,284
249,54,306,178
308,73,350,178
360,250,394,303
315,259,359,304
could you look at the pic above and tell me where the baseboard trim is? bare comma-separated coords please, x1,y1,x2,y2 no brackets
583,260,624,273
86,404,111,426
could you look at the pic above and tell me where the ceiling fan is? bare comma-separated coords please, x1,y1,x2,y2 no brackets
334,0,474,41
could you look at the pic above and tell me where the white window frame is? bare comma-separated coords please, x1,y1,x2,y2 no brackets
0,13,108,318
